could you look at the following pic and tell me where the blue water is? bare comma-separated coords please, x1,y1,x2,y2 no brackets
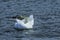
0,0,60,40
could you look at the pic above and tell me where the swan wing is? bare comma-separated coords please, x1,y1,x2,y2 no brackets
28,15,34,25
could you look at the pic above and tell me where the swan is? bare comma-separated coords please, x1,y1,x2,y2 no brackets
14,15,34,29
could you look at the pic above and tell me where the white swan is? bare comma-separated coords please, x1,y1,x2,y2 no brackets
14,15,34,29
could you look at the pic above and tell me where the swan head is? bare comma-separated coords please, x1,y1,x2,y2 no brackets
16,16,25,20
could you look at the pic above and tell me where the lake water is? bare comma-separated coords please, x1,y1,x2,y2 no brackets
0,0,60,40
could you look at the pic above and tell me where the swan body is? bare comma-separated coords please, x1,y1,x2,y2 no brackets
14,15,34,29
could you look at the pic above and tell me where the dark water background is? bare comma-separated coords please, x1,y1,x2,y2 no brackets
0,0,60,40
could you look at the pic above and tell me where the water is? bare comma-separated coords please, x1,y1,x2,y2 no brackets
0,0,60,40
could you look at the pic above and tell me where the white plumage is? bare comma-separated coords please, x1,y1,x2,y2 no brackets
14,15,34,29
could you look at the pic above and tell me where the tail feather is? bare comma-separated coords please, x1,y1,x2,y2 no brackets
29,15,33,20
